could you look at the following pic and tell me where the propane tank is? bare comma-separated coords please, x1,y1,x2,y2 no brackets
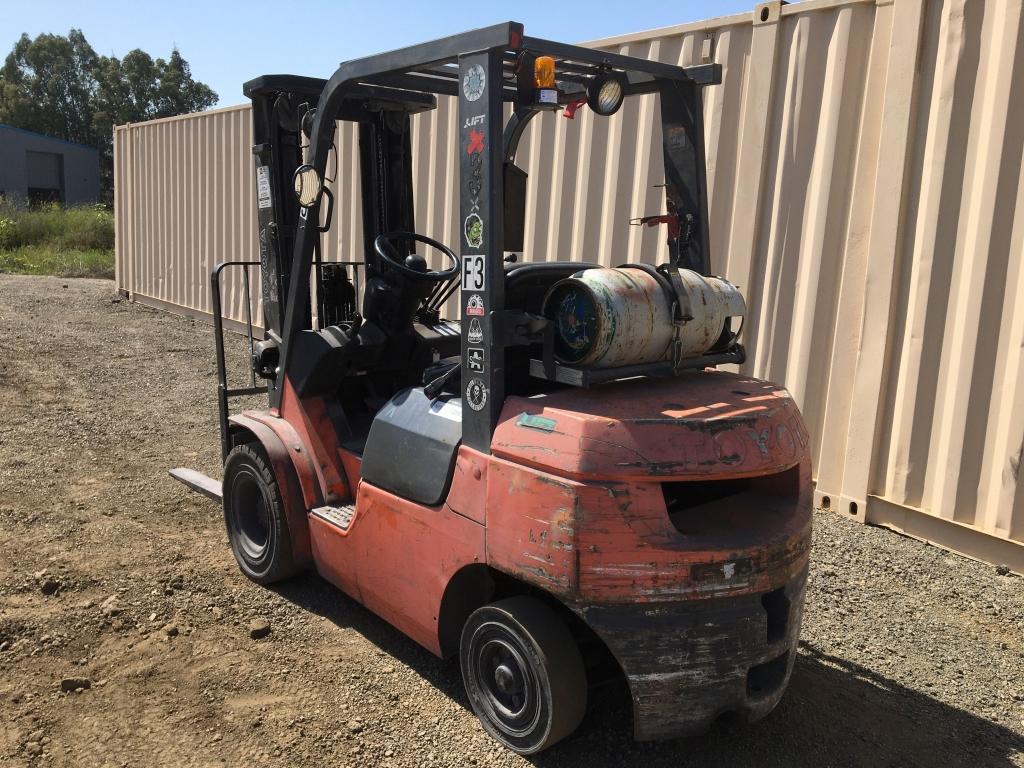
542,266,745,368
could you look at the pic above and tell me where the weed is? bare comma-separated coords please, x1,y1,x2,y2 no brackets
0,198,114,278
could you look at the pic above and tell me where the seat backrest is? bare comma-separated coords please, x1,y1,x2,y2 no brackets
504,261,599,315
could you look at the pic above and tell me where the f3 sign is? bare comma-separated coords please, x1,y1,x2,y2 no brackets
462,254,485,291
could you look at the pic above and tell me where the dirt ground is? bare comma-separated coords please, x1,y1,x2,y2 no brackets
0,274,1022,768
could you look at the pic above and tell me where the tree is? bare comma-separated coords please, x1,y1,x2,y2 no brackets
0,29,217,200
91,48,217,134
0,30,98,145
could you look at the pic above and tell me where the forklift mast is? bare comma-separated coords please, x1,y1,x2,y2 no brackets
245,76,320,339
244,77,423,342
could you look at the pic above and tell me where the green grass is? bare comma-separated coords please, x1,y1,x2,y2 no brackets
0,199,115,279
0,245,114,279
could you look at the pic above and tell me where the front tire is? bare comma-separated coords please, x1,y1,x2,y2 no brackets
459,596,587,755
223,442,296,584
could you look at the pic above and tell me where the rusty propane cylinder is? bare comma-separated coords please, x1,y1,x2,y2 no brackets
542,267,746,368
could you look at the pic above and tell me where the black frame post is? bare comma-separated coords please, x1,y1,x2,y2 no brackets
458,49,506,453
659,80,712,274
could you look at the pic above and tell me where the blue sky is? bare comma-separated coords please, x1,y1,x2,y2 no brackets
1,0,750,107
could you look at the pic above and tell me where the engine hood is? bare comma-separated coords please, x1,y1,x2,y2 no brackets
492,371,809,482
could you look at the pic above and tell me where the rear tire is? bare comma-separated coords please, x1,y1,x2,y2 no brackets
223,443,296,584
459,596,587,755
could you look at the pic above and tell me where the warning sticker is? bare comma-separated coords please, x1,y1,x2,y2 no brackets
467,347,485,373
465,378,488,411
463,65,486,102
256,166,272,210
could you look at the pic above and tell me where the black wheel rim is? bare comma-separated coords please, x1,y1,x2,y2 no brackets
228,470,270,561
470,623,541,738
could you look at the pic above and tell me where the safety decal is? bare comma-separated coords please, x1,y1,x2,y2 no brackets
467,347,485,373
462,254,485,291
465,294,484,316
666,125,688,149
465,378,488,411
464,212,483,249
463,65,486,102
466,129,484,155
516,413,557,433
256,166,272,209
468,317,483,345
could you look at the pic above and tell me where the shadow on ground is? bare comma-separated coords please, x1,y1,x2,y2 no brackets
275,573,1023,768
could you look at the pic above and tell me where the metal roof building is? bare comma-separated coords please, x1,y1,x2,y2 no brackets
0,125,100,205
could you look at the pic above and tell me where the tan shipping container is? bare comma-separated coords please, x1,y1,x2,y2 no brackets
114,0,1024,572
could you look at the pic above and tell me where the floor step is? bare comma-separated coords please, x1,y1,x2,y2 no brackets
310,504,356,532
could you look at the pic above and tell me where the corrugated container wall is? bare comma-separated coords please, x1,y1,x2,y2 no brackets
114,0,1024,572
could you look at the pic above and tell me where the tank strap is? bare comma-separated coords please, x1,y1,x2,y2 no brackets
660,267,693,370
663,267,694,324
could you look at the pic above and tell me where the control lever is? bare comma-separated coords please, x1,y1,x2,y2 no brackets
629,213,681,240
425,362,460,400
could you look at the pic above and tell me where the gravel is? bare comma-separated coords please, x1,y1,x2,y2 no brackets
0,274,1022,767
249,619,272,640
59,678,91,694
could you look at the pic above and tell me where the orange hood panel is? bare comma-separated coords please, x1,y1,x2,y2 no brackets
492,371,809,482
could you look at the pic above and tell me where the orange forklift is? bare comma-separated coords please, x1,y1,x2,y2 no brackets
172,22,811,755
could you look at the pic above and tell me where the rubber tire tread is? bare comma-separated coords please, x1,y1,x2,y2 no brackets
223,442,297,585
459,595,587,754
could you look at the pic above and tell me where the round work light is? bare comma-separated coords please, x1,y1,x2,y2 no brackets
292,164,323,208
587,75,625,117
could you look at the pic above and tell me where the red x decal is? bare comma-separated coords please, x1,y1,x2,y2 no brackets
466,129,484,154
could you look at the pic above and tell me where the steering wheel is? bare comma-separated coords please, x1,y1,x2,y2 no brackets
373,231,459,282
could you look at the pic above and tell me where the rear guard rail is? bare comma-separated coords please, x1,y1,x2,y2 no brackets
174,259,366,502
211,260,264,461
209,258,364,461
